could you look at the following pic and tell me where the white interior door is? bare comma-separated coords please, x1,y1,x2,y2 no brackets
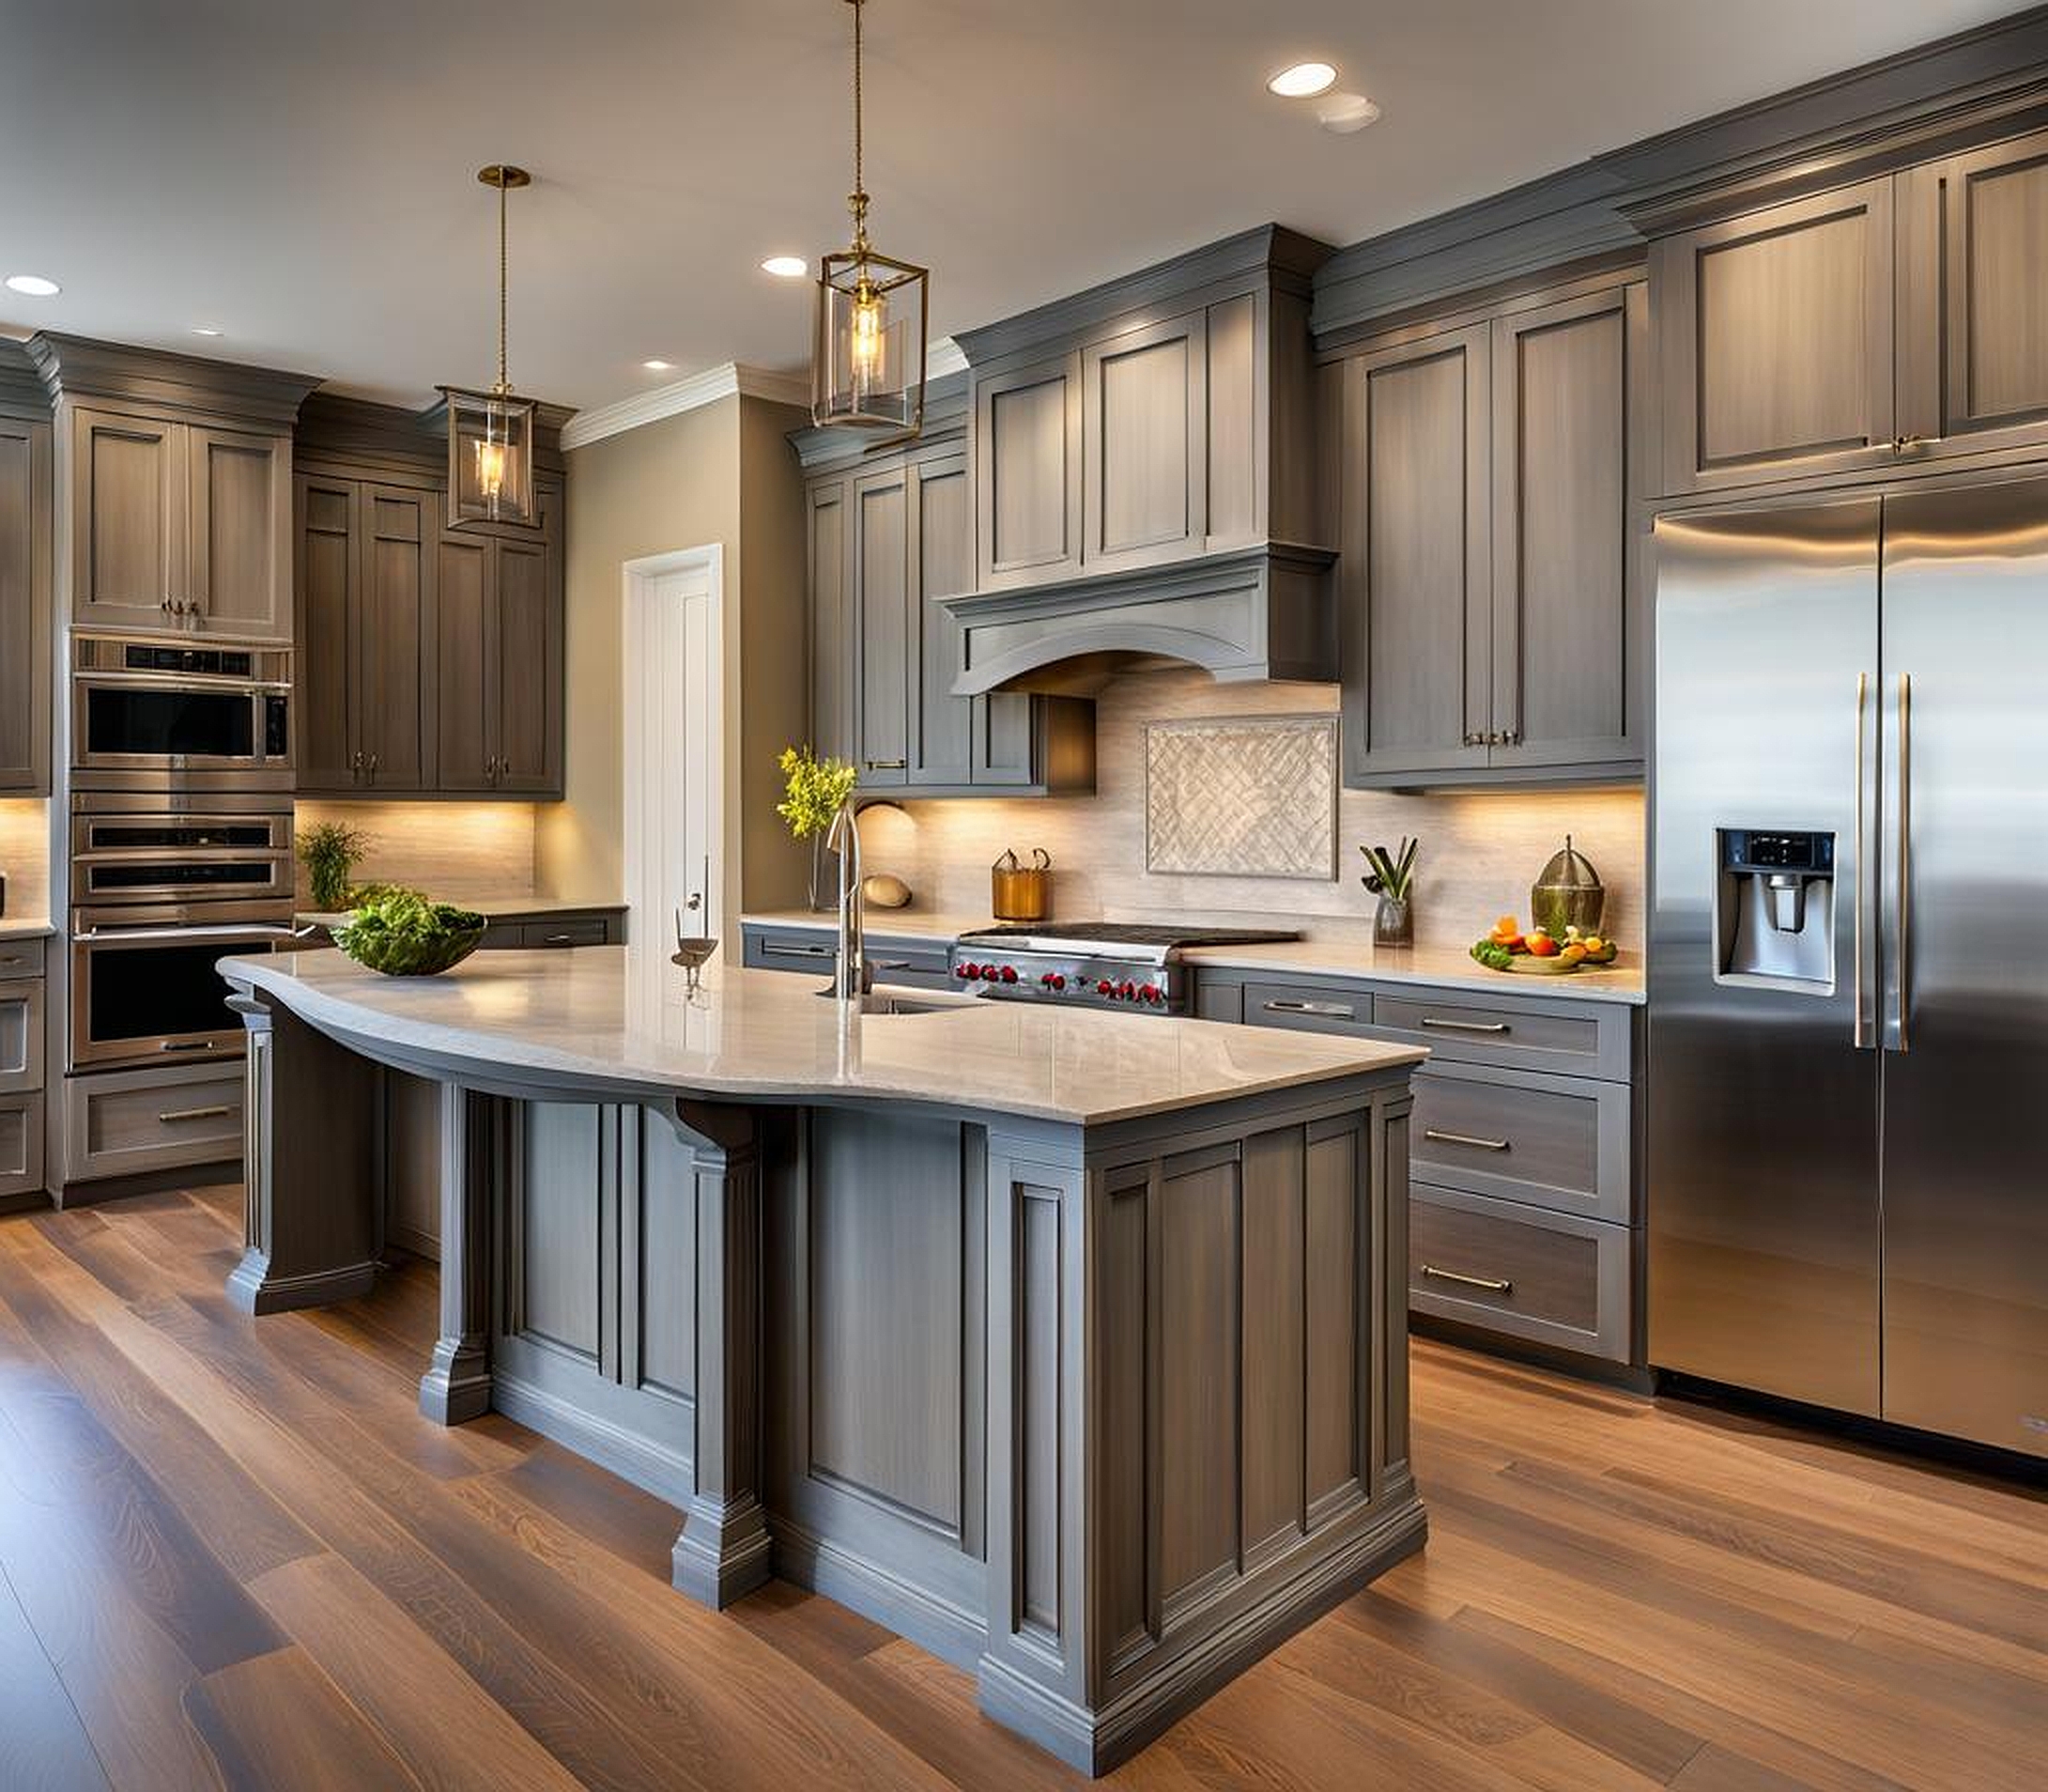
624,548,722,969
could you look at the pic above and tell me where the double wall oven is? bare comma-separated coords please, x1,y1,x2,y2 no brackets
69,635,300,1073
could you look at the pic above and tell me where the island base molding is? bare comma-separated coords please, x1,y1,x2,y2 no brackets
224,979,1424,1774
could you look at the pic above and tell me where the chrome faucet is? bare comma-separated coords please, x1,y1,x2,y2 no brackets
825,800,870,1000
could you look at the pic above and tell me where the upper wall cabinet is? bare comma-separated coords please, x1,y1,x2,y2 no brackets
0,409,52,795
1340,275,1644,790
946,226,1339,695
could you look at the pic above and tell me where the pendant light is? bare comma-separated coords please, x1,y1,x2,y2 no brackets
812,0,928,436
441,164,539,530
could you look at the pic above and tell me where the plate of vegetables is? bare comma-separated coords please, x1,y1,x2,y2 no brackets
1470,915,1619,975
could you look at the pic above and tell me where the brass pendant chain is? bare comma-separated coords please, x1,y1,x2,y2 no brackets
495,173,509,397
849,0,869,255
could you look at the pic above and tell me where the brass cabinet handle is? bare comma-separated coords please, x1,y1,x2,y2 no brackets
366,751,379,784
1421,1262,1513,1295
1890,434,1929,454
1423,1127,1511,1152
0,954,23,967
1263,998,1356,1019
1419,1017,1510,1035
1896,672,1911,1054
767,941,835,958
1463,731,1484,747
158,1105,232,1124
865,758,907,771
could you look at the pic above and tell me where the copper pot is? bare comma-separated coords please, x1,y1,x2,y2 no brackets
992,848,1053,922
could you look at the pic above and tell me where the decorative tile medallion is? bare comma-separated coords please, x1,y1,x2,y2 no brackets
1145,715,1337,880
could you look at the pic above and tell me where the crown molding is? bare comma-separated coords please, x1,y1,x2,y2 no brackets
926,335,967,379
561,362,809,451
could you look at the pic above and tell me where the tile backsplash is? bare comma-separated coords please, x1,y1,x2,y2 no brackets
864,672,1645,951
0,798,50,921
293,800,538,904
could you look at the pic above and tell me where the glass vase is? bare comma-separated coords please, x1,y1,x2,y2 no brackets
1373,894,1414,949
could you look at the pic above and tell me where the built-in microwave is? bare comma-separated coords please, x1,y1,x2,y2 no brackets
71,635,292,791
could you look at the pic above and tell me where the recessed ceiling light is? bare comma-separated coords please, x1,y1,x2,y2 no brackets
1267,62,1337,100
760,255,808,279
192,326,223,337
4,273,60,298
1317,93,1381,134
641,359,675,372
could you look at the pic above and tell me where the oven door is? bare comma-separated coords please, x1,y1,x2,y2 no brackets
69,921,300,1070
69,811,295,906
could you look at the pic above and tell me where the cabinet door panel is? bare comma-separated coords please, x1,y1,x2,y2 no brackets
1900,130,2048,457
807,477,852,761
73,408,180,629
295,476,357,792
359,486,433,792
908,455,974,787
493,535,553,792
853,467,910,786
1489,286,1638,770
0,416,51,794
434,533,494,791
975,352,1082,589
188,426,289,640
1653,179,1895,494
1082,311,1206,572
1341,325,1491,783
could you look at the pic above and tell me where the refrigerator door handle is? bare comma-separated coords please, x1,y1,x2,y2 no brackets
1893,672,1912,1054
1854,672,1874,1049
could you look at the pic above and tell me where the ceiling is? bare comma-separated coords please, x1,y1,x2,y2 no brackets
0,0,2021,413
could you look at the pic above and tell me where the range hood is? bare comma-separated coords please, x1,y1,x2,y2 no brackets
939,225,1339,696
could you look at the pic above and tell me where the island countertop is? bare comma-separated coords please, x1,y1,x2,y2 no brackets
219,945,1424,1126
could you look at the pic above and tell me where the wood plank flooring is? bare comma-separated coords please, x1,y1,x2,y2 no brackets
1,1186,2041,1791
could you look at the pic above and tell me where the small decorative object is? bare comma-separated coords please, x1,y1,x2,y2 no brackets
1146,716,1337,879
440,164,540,530
1471,915,1618,975
298,820,367,912
671,907,719,1001
991,848,1053,921
812,0,930,436
862,873,912,909
1532,835,1605,938
778,744,858,911
1360,837,1419,948
331,890,486,977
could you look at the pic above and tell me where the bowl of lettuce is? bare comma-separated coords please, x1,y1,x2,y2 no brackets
331,889,487,977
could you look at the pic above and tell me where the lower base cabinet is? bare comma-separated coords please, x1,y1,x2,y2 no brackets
0,1093,42,1202
64,1062,245,1184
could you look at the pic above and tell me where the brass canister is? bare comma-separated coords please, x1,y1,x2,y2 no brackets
1531,834,1605,936
992,848,1053,922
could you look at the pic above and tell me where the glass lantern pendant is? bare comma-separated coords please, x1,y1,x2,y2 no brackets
442,164,539,530
812,0,928,437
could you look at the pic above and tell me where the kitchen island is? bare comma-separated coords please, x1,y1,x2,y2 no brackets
215,945,1426,1773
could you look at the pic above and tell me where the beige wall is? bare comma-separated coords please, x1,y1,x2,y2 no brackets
294,800,538,904
537,392,810,933
860,671,1648,954
0,798,50,923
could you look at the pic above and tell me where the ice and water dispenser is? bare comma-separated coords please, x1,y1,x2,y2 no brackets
1714,829,1836,989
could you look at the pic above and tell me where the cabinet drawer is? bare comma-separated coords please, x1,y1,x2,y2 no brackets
1243,980,1374,1038
1411,1061,1630,1223
66,1065,245,1183
1371,987,1630,1079
0,938,47,980
520,917,609,949
0,978,44,1094
0,1094,43,1200
1409,1185,1631,1363
744,928,841,972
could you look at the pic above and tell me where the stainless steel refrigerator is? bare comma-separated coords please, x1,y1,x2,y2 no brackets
1649,471,2048,1460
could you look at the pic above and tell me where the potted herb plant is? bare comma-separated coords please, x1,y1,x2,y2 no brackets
1360,837,1420,948
298,820,367,912
778,745,858,911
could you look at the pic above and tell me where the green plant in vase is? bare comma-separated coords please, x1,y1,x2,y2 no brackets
778,745,857,912
1360,836,1420,948
298,820,367,912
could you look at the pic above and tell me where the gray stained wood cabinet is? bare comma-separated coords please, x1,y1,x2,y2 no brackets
1341,276,1643,789
296,476,435,793
807,445,1090,797
70,405,291,639
0,413,52,794
1655,129,2048,494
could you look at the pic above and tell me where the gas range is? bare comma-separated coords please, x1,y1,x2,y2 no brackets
949,922,1301,1014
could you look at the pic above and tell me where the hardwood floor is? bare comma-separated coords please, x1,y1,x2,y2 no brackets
1,1188,2042,1791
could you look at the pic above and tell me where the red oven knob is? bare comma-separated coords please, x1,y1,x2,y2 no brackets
1039,971,1066,990
1095,979,1115,996
1118,981,1137,1001
981,965,1001,981
1000,965,1019,983
1141,984,1162,1004
956,963,978,980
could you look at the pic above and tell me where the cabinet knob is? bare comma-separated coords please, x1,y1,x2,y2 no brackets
1890,434,1927,454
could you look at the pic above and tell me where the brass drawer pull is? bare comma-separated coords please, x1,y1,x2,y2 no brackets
1420,1017,1510,1035
0,955,23,967
1424,1127,1510,1152
158,1105,233,1125
767,941,835,958
1421,1262,1513,1295
1263,998,1355,1019
865,758,907,771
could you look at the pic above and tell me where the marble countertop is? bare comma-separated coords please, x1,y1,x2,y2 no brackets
0,916,54,942
297,897,627,928
738,908,1646,1006
219,945,1424,1126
